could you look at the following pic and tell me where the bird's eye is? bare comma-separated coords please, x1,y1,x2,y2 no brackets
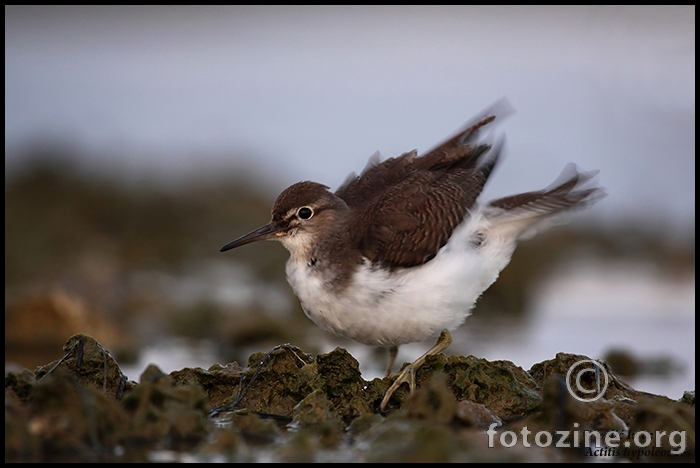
297,207,313,219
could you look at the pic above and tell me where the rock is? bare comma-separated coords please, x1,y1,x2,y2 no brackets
4,334,695,463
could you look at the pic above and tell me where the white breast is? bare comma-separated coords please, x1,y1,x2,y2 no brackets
285,213,518,347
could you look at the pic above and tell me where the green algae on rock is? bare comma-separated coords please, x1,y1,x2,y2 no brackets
4,334,695,463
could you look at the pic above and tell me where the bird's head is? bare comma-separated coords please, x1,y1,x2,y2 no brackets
220,181,349,259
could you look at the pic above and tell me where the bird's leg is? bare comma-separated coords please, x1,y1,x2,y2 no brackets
386,345,399,378
380,330,452,411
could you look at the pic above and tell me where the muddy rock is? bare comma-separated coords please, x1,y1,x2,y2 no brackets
34,333,135,400
5,365,127,462
454,400,503,428
444,354,542,422
4,334,695,462
171,362,245,408
120,364,211,449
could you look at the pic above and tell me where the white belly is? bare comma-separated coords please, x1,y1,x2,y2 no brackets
285,215,517,346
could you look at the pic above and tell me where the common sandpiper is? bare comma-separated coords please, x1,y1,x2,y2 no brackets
220,107,605,410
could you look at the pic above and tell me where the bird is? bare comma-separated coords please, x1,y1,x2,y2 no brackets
220,107,605,411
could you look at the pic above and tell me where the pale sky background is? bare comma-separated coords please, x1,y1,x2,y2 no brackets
5,5,696,229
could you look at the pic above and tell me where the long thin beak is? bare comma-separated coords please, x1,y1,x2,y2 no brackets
220,222,282,252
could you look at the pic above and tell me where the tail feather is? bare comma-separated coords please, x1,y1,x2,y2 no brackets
485,164,606,240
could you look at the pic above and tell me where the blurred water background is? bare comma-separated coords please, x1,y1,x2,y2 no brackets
5,6,694,400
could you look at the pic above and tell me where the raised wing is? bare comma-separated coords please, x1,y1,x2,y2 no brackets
335,114,498,209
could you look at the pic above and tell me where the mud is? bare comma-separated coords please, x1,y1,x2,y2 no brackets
5,334,695,462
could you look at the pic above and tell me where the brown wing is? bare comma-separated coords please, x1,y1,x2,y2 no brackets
335,149,421,209
353,167,492,269
335,114,498,209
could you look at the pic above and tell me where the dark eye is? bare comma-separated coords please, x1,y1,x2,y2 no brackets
297,207,313,219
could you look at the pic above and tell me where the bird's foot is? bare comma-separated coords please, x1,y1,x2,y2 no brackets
380,364,416,411
378,329,453,411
